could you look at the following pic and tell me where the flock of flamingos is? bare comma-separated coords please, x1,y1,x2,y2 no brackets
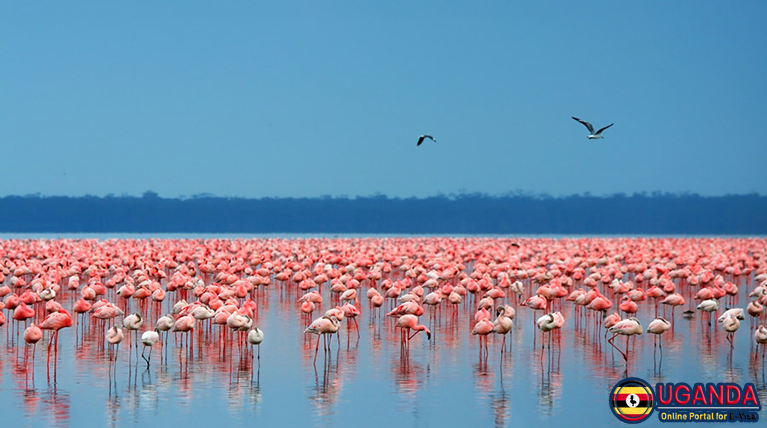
1,237,767,380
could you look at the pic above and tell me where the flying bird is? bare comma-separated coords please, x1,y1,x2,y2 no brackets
417,135,436,146
572,117,613,139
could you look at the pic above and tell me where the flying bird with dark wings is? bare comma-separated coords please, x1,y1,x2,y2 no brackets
572,117,613,139
417,135,436,146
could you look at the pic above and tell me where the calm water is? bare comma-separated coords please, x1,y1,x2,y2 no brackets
1,240,766,427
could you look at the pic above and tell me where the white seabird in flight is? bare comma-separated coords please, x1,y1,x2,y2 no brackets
417,135,436,146
572,117,613,139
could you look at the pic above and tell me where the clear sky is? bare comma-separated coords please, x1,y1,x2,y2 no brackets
2,1,766,198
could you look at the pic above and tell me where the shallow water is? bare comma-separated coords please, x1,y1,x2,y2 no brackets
1,257,766,427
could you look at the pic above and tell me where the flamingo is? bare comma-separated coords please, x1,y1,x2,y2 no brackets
474,307,491,322
13,302,36,325
171,315,196,350
646,285,667,315
24,323,43,345
661,293,685,322
227,312,252,331
396,314,431,348
156,314,175,348
23,323,43,363
472,318,494,354
123,313,143,357
755,325,767,363
697,299,719,326
718,308,745,323
38,309,74,360
619,296,638,316
247,327,264,360
510,281,524,300
747,300,763,319
604,312,622,337
607,317,642,364
522,296,548,329
720,316,740,348
492,306,514,353
340,303,361,341
646,317,671,347
534,312,562,360
171,299,189,315
305,315,341,363
106,326,124,361
141,329,160,367
387,301,423,317
339,289,357,303
536,314,557,335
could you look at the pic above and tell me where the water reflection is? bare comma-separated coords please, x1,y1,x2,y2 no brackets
0,239,765,427
17,386,71,428
308,350,342,421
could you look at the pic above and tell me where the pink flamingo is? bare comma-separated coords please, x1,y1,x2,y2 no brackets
607,317,642,364
123,313,143,357
661,293,685,322
646,285,667,316
13,302,36,327
646,317,671,348
396,314,431,349
38,309,74,361
619,296,638,316
106,326,124,361
387,301,423,317
522,295,548,333
340,303,361,342
472,318,494,355
172,314,196,351
305,315,341,363
23,323,43,363
492,306,514,353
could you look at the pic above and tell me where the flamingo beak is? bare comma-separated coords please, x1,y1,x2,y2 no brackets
426,331,431,340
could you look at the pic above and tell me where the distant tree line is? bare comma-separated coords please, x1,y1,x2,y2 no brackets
0,192,764,234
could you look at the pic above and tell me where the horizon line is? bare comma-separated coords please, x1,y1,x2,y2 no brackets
2,191,766,200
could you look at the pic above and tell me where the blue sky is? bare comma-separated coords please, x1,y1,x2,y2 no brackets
2,1,766,198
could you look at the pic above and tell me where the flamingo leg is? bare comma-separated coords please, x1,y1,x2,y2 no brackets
313,334,320,363
608,334,628,362
625,335,630,364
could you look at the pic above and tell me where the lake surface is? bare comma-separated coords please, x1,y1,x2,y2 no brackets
0,237,765,427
